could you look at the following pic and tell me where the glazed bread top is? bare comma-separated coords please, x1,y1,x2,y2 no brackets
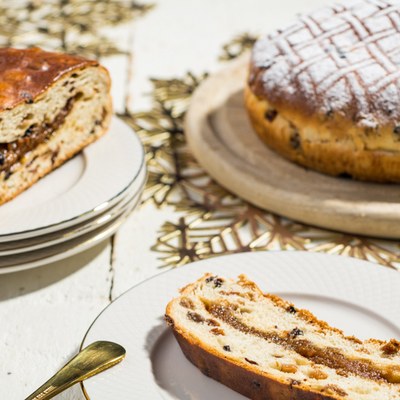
249,0,400,130
0,47,98,112
0,48,107,144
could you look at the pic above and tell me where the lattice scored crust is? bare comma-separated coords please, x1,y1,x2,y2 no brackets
249,0,400,129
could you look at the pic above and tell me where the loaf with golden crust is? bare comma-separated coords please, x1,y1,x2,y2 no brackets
165,273,400,400
245,0,400,182
0,47,112,205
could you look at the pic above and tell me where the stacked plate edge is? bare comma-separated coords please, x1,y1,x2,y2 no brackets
0,116,146,273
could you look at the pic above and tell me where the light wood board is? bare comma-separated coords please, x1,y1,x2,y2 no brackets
185,56,400,239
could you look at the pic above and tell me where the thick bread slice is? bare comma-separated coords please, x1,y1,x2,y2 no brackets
165,274,400,400
0,48,111,205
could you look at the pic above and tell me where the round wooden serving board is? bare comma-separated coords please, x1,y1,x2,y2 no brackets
185,55,400,239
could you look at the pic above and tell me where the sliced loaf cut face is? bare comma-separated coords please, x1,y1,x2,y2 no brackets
0,48,112,205
165,274,400,400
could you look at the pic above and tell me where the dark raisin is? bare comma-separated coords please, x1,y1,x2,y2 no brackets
245,358,258,365
223,345,231,352
4,170,12,180
95,119,102,126
24,125,35,137
287,306,297,314
386,107,394,116
214,278,223,288
290,131,301,149
338,172,352,179
0,153,4,166
51,150,59,165
289,327,304,339
264,109,278,122
187,311,205,323
325,107,333,119
252,381,261,389
164,314,174,326
20,91,33,104
394,126,400,135
290,379,301,388
205,276,215,283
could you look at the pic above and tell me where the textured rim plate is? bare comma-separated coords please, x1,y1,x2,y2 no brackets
0,186,143,274
0,164,146,255
81,251,400,400
185,55,400,239
0,116,145,241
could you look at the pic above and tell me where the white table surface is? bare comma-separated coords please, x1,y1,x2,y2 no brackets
0,1,368,399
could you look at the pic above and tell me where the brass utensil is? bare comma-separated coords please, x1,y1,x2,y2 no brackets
25,341,126,400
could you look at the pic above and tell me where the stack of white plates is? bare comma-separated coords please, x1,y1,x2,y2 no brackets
0,117,146,274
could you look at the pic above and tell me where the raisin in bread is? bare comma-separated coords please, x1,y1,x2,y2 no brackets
165,274,400,400
0,47,112,205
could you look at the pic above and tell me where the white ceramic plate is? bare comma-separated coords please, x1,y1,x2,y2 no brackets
0,187,143,273
0,164,146,256
81,252,400,400
0,116,145,241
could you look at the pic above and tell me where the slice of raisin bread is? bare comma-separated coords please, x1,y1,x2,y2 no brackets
165,274,400,400
0,48,111,205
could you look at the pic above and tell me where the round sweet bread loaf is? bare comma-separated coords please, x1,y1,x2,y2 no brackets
245,0,400,182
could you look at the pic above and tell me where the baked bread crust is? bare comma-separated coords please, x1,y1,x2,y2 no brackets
246,1,400,182
0,47,97,113
166,273,400,400
172,329,337,400
244,85,400,181
0,48,112,205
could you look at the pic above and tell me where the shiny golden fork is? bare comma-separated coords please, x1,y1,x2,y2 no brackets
25,341,126,400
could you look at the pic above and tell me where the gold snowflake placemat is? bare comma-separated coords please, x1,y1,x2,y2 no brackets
119,35,400,271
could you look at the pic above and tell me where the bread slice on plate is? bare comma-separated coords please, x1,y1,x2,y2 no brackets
165,273,400,400
0,47,112,205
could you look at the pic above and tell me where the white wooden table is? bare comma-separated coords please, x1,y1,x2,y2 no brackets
0,1,370,398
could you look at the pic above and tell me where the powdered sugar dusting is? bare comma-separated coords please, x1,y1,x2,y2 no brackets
252,0,400,128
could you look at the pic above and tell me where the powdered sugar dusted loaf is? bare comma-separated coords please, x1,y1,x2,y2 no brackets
245,0,400,182
250,0,400,128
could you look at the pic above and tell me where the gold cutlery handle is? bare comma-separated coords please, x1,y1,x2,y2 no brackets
25,341,126,400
